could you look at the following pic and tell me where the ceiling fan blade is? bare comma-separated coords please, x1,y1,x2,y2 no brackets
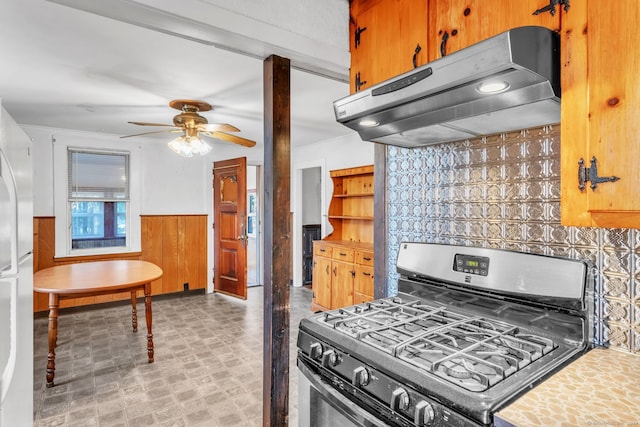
128,121,176,127
120,129,182,138
203,131,256,147
199,123,241,132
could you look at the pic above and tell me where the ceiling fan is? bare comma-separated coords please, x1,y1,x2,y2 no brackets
121,99,256,157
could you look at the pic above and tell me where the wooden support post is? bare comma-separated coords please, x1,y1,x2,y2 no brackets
373,142,387,299
262,54,291,427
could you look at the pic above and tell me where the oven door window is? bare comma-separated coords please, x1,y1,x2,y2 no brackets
299,358,391,427
310,386,369,427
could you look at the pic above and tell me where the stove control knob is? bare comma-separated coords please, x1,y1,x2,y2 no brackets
352,366,370,387
415,400,435,426
390,387,410,412
322,350,338,367
309,342,323,360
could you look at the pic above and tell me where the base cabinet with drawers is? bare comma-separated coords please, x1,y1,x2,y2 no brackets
311,241,374,312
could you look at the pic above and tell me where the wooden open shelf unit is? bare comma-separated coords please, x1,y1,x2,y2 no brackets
311,165,374,312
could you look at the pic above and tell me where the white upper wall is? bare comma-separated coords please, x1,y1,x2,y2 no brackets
27,124,372,218
293,132,375,219
26,126,213,217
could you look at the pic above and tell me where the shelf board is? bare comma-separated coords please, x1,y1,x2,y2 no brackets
334,193,374,198
328,215,374,220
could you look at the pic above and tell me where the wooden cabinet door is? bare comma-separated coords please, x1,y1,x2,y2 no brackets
354,265,374,303
330,260,355,309
560,1,640,228
350,0,428,93
312,256,332,309
427,0,560,59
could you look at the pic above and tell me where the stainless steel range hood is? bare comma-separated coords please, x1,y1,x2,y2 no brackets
334,26,560,147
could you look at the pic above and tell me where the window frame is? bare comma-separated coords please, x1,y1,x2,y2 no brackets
67,149,130,250
53,136,141,258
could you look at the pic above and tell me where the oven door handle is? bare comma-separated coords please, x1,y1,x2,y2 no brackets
298,357,392,427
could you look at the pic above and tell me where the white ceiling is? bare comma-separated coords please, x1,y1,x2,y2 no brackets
0,0,354,149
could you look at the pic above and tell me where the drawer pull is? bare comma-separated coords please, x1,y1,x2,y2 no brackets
362,272,371,277
339,252,347,256
319,248,326,253
363,256,372,261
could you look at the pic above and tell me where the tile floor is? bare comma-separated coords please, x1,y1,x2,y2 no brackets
33,285,313,426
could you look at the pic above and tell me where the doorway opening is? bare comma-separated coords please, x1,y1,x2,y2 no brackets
247,165,261,287
300,167,321,288
293,161,326,288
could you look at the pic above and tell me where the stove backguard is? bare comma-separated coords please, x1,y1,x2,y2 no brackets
396,243,594,337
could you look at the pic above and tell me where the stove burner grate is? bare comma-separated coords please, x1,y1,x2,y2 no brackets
316,296,559,392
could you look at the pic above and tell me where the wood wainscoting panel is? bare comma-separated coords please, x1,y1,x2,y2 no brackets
141,214,208,294
182,215,207,290
33,214,207,312
33,217,56,311
141,215,164,295
161,216,179,294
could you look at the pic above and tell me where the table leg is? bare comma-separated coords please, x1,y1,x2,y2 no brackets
131,291,138,332
144,284,154,363
46,293,59,388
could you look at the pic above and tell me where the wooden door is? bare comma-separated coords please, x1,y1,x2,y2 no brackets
213,157,248,299
354,264,374,304
312,255,332,309
561,1,640,228
350,0,428,93
331,260,355,309
428,0,560,59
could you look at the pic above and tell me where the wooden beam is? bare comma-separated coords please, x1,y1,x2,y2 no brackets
373,142,387,299
262,54,291,427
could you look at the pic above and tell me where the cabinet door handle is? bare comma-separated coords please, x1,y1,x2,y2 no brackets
333,267,337,276
351,270,356,278
363,257,372,261
440,31,449,57
412,44,422,68
326,265,330,275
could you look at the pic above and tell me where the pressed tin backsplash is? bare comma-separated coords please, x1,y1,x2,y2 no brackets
385,125,639,354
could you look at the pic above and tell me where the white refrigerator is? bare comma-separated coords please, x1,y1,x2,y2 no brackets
0,101,33,427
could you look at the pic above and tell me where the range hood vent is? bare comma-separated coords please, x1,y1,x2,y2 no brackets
334,26,560,147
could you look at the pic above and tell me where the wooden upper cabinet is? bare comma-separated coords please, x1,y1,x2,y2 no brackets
427,0,561,59
349,0,428,93
560,1,640,228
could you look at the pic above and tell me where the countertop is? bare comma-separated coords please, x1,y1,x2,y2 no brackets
494,348,640,427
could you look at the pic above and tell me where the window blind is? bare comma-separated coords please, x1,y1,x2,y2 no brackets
68,150,129,200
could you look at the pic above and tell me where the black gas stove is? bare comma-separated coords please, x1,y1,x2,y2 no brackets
297,243,594,427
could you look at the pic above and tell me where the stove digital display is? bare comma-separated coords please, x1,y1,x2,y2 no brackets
454,254,489,276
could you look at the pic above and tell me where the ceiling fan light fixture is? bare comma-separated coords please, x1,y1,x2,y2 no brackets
122,99,256,149
168,134,212,157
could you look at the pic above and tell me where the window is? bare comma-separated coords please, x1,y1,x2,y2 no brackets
247,190,257,238
68,149,129,250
